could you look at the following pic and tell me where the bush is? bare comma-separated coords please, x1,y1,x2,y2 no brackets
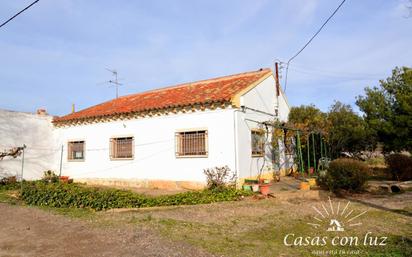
203,166,237,190
318,158,369,192
0,176,18,190
42,170,59,183
385,154,412,181
20,182,251,211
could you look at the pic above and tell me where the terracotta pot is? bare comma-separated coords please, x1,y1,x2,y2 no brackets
259,183,271,195
300,182,310,190
59,176,69,183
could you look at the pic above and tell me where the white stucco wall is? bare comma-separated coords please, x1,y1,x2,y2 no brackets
0,109,59,180
235,75,291,179
55,108,236,184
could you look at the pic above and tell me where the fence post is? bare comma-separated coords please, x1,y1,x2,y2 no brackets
307,133,310,173
58,145,63,177
20,144,26,192
312,133,316,173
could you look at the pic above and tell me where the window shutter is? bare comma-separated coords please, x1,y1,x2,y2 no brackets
175,132,180,156
109,138,114,158
204,130,208,155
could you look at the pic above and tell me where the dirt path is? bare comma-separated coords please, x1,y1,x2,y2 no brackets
0,203,213,257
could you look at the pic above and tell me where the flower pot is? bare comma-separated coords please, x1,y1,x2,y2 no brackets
300,182,310,191
259,183,271,195
307,178,317,187
59,176,69,183
252,184,260,192
243,185,252,191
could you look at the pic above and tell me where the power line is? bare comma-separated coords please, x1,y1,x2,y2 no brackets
283,0,347,92
290,63,382,78
0,0,40,29
288,66,382,80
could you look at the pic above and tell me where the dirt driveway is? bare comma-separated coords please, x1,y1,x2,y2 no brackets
0,203,213,257
1,191,411,257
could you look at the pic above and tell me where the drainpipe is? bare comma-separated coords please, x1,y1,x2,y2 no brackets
233,108,243,187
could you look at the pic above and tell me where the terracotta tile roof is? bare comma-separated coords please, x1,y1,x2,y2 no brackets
53,68,272,124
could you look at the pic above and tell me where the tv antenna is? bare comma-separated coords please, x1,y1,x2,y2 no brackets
98,68,123,98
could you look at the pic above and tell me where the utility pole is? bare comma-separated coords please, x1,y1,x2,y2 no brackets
275,62,280,97
274,61,281,118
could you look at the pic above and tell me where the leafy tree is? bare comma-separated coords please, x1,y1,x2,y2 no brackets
288,103,376,161
356,67,412,153
288,104,328,133
288,105,328,170
327,101,376,158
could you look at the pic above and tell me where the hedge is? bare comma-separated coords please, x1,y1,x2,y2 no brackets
318,158,369,192
385,154,412,181
20,182,252,211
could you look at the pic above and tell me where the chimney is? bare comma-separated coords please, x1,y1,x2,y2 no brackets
36,108,47,115
72,104,75,113
275,62,280,96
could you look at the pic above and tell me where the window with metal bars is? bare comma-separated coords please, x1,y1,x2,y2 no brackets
251,130,265,156
68,141,85,160
175,130,208,157
110,137,134,159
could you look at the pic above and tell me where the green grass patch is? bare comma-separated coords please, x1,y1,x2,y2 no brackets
0,189,20,205
20,182,252,211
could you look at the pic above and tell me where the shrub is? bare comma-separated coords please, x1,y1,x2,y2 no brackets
318,158,369,192
385,154,412,181
20,182,252,211
0,176,18,190
42,170,59,183
203,166,237,190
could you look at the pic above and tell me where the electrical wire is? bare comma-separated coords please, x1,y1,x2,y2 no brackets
283,0,347,92
288,67,381,81
0,0,40,29
289,64,382,78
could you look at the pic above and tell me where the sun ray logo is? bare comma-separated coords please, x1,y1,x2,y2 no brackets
307,197,367,232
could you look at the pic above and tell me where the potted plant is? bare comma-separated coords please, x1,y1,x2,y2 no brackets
259,180,272,195
59,176,69,183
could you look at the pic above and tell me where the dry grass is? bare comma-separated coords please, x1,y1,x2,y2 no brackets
101,192,412,257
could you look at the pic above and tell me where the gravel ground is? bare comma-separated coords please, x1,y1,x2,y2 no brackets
0,203,214,257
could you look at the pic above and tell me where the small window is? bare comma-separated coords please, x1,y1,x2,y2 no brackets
68,141,85,161
110,137,134,159
251,130,265,157
176,130,208,157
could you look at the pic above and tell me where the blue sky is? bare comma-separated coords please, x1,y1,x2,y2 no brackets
1,0,411,116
